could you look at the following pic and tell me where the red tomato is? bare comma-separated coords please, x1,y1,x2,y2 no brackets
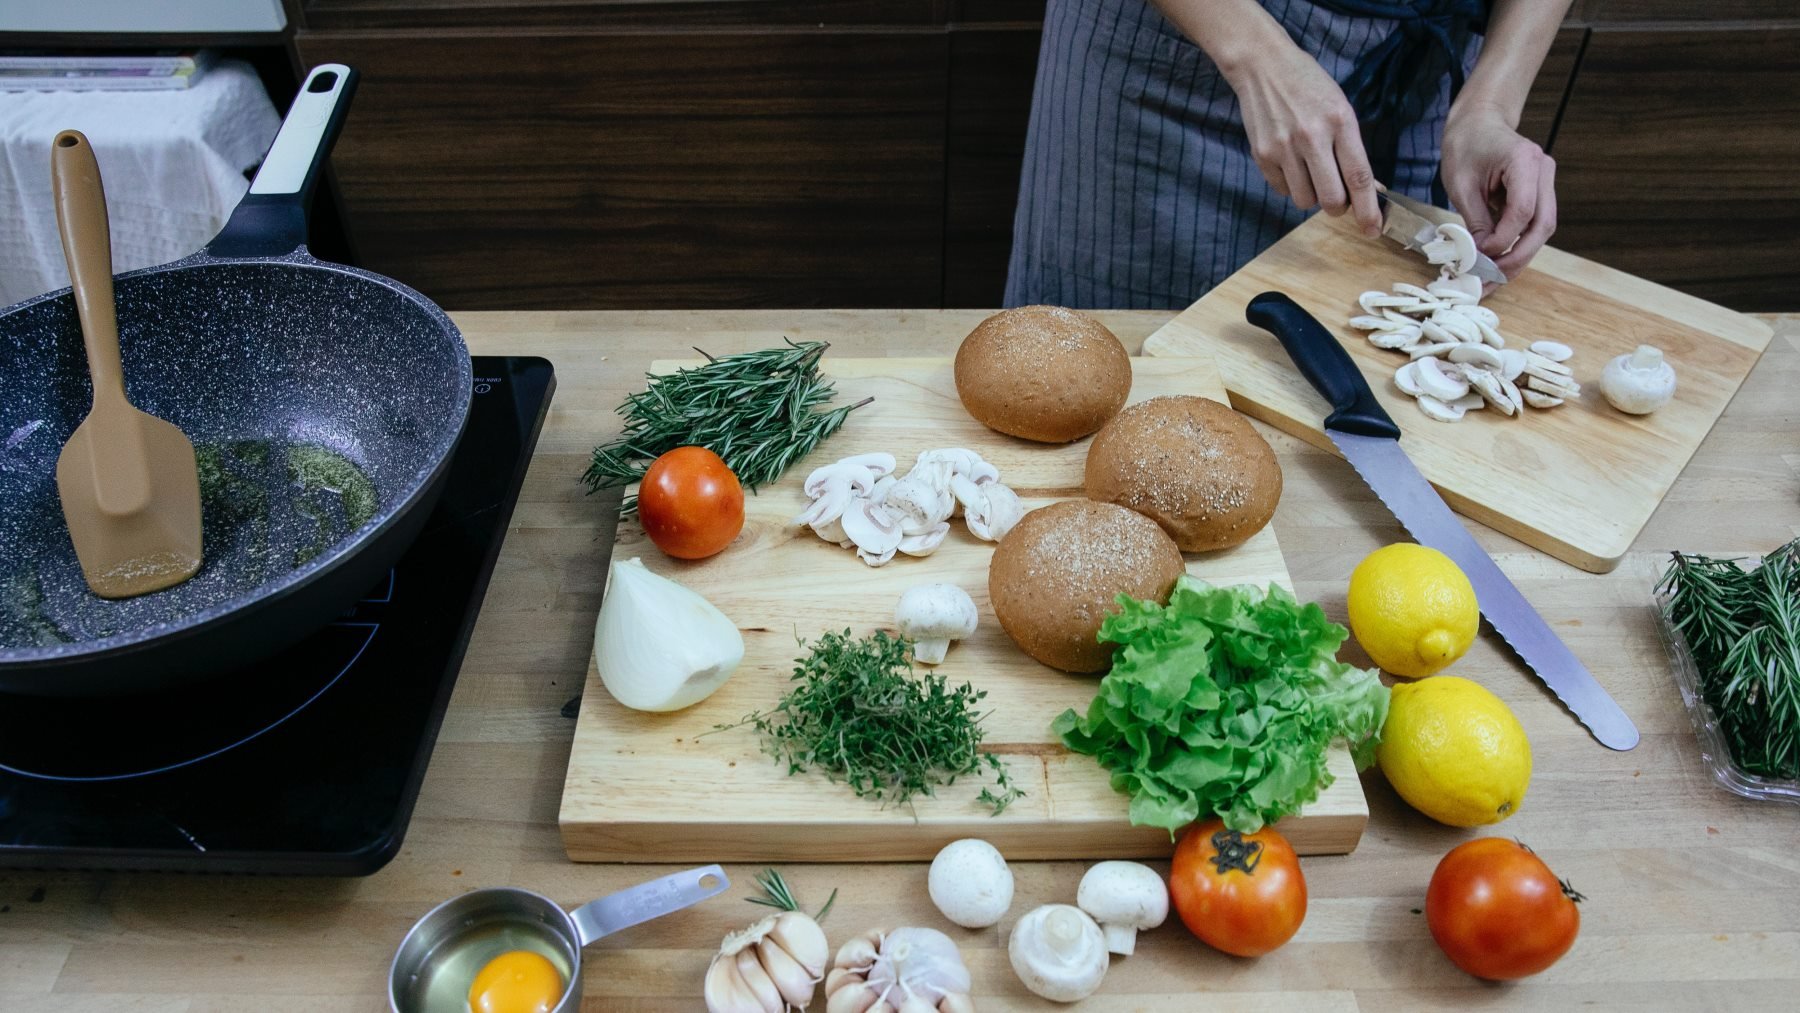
637,447,744,560
1169,819,1307,957
1426,838,1581,980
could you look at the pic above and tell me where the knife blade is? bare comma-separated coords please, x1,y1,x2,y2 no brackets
1376,187,1507,286
1245,291,1639,751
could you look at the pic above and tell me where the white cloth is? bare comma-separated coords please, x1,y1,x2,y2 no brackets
0,60,280,306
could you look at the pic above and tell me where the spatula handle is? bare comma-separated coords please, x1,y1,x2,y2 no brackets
50,130,126,407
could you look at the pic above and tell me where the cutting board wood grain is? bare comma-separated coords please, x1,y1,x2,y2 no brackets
559,356,1368,863
1143,212,1774,573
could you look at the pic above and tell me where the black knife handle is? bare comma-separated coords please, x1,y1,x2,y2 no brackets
1246,291,1401,439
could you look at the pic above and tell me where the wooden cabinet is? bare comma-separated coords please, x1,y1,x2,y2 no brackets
1549,25,1800,311
294,2,1796,311
295,29,947,308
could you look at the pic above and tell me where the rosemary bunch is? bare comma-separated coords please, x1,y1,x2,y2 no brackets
582,340,869,515
713,630,1025,815
1659,538,1800,779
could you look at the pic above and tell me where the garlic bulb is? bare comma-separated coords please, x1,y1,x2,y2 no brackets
595,557,743,712
706,910,831,1012
823,927,974,1013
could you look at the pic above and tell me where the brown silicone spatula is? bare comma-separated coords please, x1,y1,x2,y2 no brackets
51,129,203,599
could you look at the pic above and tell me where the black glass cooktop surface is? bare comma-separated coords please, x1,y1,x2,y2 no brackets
0,356,553,875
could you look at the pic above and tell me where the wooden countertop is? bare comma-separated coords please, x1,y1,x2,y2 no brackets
3,310,1797,1011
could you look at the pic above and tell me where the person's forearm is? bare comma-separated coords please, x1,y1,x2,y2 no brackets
1453,0,1575,127
1150,0,1297,80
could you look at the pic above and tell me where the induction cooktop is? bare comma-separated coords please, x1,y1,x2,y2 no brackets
0,356,554,875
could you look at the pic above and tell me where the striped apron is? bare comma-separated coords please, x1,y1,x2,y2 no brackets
1005,0,1483,310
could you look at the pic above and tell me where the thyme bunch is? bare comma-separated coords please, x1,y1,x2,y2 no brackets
581,340,869,515
713,630,1025,815
1659,538,1800,779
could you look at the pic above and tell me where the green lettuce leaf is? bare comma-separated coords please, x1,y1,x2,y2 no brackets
1054,576,1389,835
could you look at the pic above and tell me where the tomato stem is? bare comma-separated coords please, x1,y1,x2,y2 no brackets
1560,878,1586,904
1208,828,1264,875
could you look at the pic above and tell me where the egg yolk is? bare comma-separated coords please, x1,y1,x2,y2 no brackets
467,949,563,1013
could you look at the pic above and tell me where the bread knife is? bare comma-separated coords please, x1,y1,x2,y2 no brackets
1245,291,1639,751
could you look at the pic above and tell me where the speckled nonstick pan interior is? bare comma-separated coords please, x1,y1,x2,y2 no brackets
0,66,473,696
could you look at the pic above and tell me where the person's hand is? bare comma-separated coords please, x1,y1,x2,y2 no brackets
1441,103,1557,278
1225,39,1382,236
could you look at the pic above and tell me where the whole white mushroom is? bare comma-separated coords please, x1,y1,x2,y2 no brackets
1599,344,1677,415
1076,861,1168,956
1008,904,1108,1003
895,583,979,665
928,838,1014,929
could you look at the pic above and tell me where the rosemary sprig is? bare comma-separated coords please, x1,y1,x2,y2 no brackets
1659,538,1800,779
581,339,870,515
746,868,838,922
710,629,1025,816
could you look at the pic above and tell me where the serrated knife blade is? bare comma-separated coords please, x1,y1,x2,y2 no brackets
1246,292,1639,750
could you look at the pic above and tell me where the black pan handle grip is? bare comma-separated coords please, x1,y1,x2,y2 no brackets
1246,291,1401,439
206,64,359,260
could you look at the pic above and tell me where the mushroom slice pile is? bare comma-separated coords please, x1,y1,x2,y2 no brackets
1351,222,1579,424
793,449,1022,566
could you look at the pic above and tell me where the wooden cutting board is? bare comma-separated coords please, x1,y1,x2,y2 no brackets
1143,212,1774,573
559,356,1368,863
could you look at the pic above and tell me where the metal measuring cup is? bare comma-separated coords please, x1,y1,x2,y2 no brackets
388,864,728,1012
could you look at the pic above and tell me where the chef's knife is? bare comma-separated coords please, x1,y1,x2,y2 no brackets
1376,186,1507,286
1245,291,1639,751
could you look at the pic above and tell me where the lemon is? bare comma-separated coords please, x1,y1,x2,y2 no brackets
1378,676,1531,827
1347,543,1478,678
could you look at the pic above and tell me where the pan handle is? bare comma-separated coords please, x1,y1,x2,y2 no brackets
205,64,359,260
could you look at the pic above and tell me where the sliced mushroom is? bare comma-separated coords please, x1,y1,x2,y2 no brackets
1358,290,1417,313
1369,324,1423,349
1427,271,1482,305
1466,367,1518,416
1350,314,1400,331
1523,352,1573,376
1457,305,1500,328
1451,391,1486,412
1414,357,1470,401
1418,394,1466,422
1529,340,1573,363
1447,343,1504,371
1391,282,1436,301
897,521,953,558
916,448,1000,485
1394,361,1425,397
840,499,903,567
1429,309,1481,344
1498,348,1526,382
1526,372,1581,398
1521,389,1565,409
1421,223,1479,275
1407,342,1460,360
955,477,1024,542
1499,373,1526,415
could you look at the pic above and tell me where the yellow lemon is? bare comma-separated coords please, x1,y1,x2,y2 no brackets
1347,543,1478,678
1378,676,1531,827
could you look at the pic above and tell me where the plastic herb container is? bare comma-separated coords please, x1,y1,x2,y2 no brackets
1654,587,1800,806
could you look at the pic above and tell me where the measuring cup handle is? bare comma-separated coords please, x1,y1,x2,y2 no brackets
569,865,729,947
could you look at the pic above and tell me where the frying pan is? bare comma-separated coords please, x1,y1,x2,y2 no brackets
0,65,473,696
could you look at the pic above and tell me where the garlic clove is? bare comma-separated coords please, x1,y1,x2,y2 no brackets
757,936,820,1008
706,953,769,1013
825,982,881,1013
769,911,830,978
735,948,787,1013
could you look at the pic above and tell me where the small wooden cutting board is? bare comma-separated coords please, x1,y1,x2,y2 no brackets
1144,212,1774,573
559,356,1368,863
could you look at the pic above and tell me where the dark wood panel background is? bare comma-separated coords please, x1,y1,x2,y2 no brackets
286,1,1795,311
294,30,948,309
1549,25,1800,311
943,24,1040,307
